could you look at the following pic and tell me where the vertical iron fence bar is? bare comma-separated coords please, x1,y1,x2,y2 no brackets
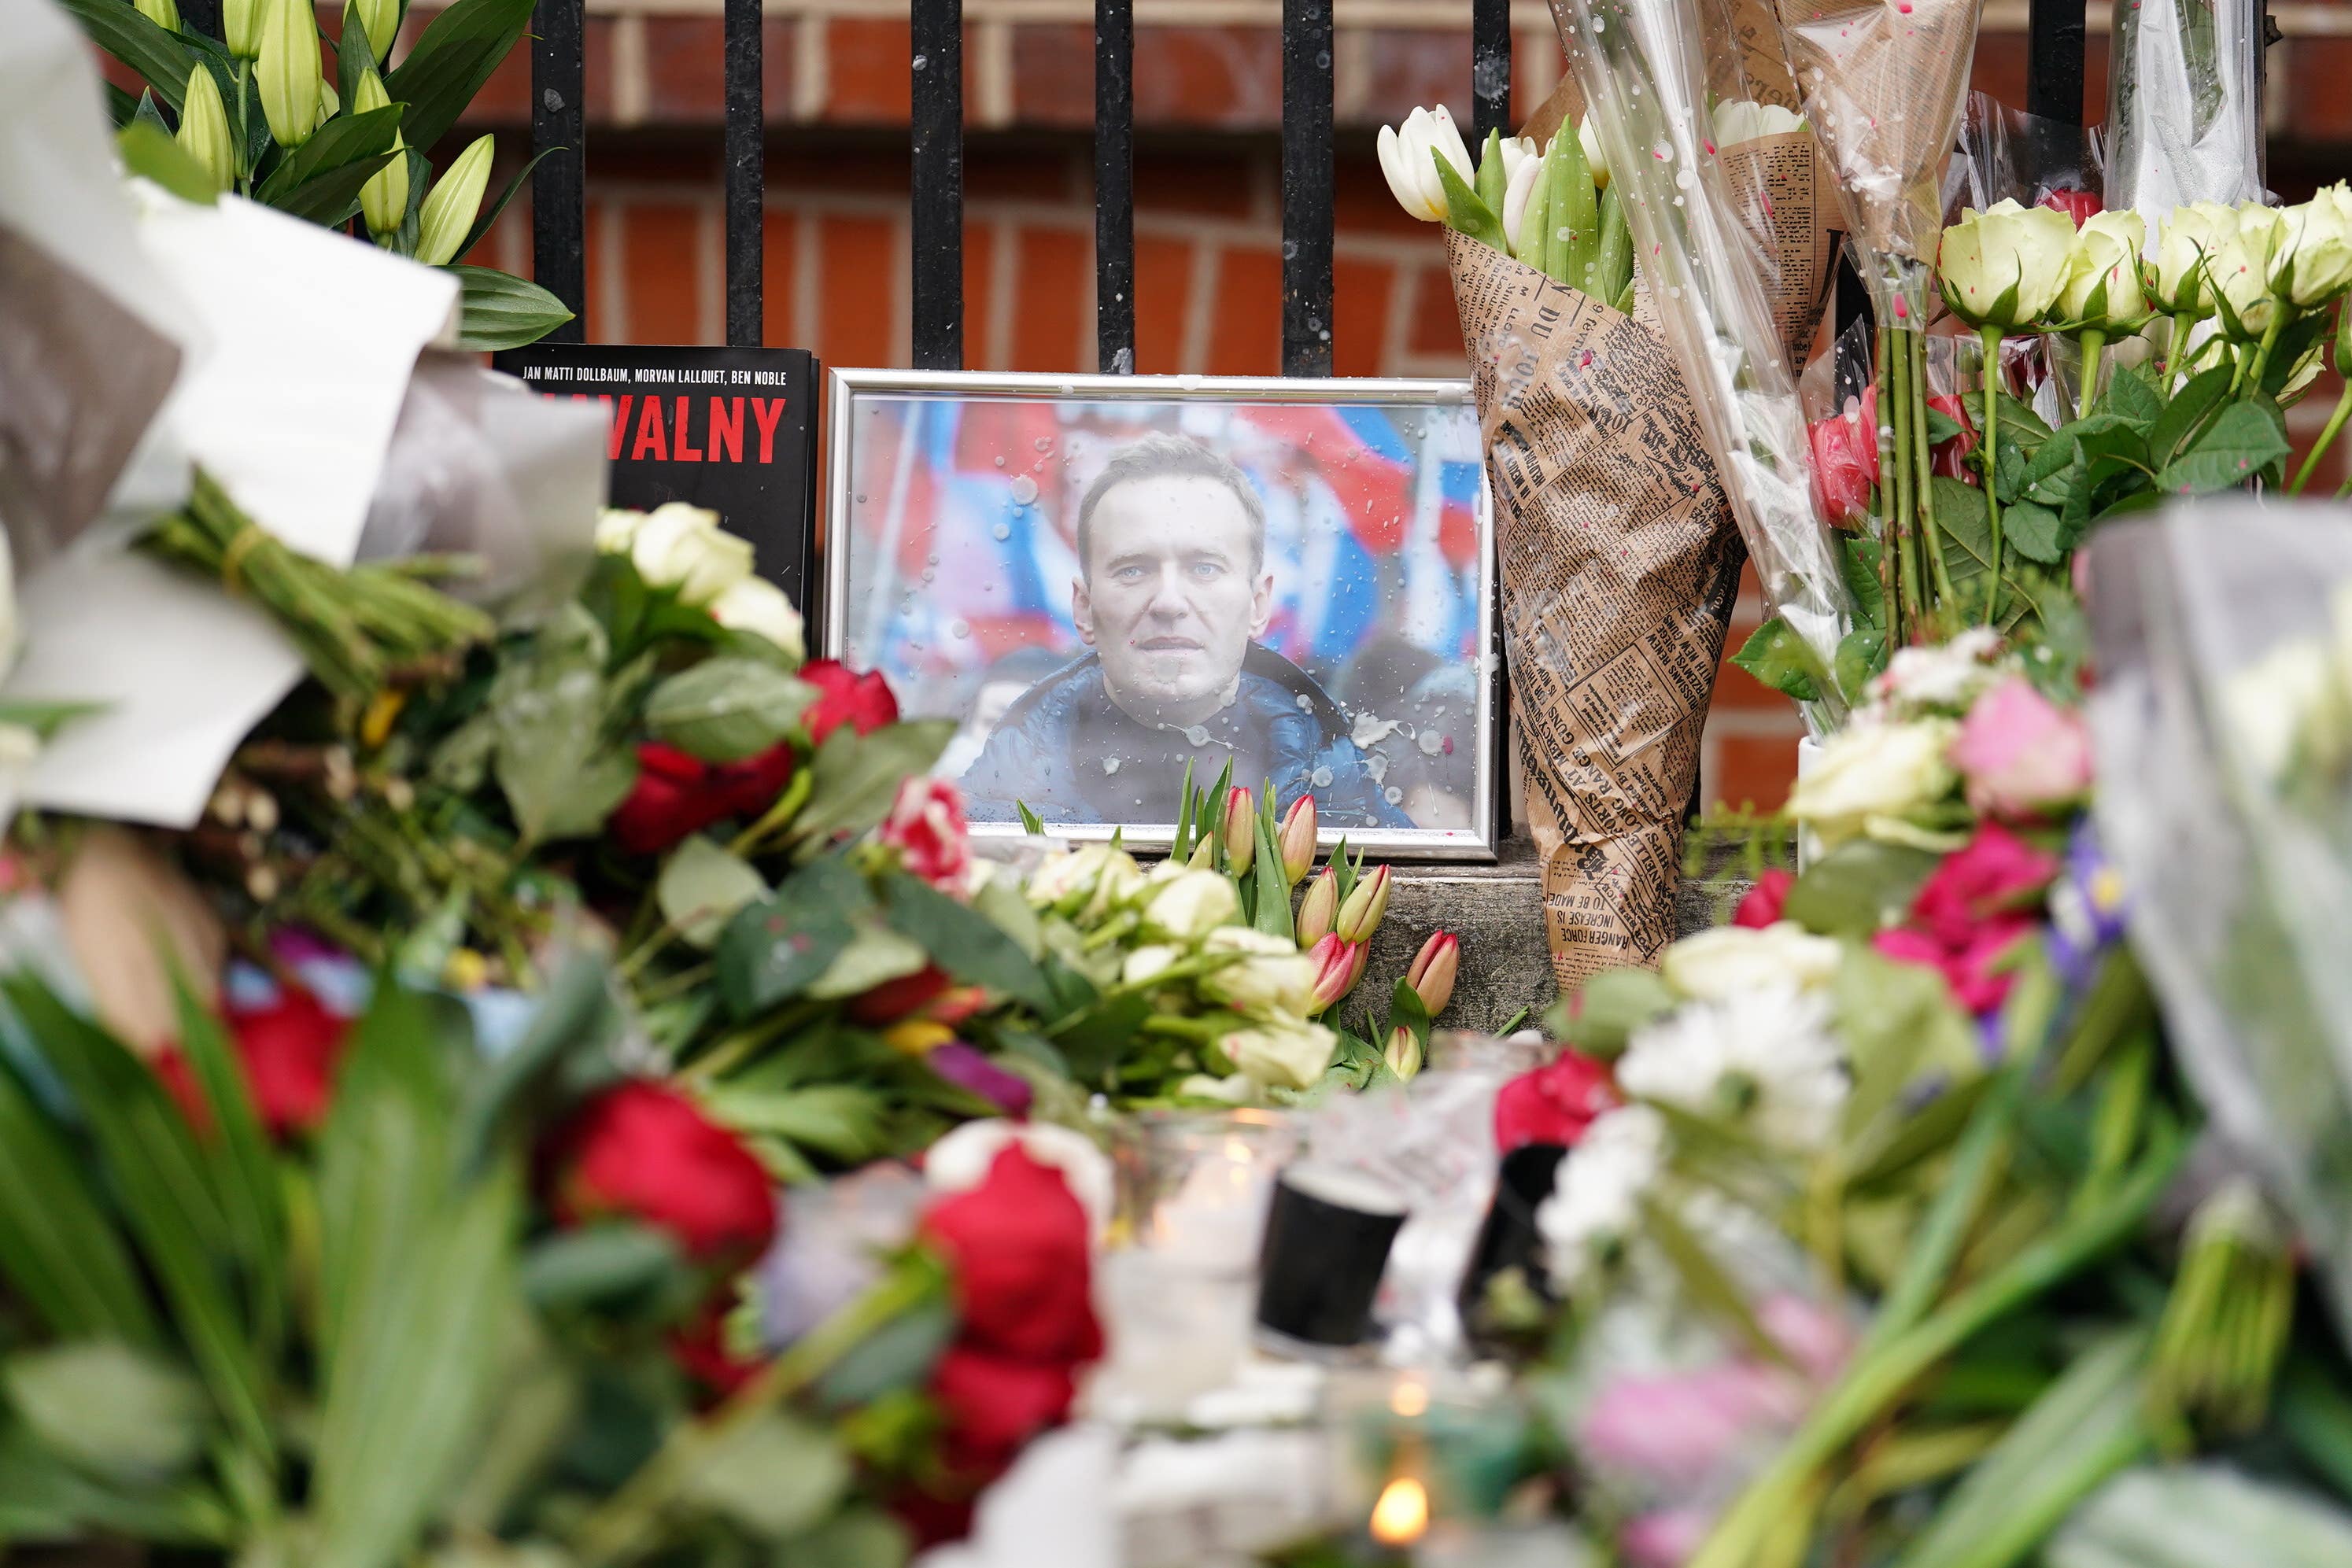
1095,0,1136,374
2022,0,2087,124
1279,0,1335,377
910,0,965,371
532,0,588,345
1471,0,1513,145
723,0,764,346
183,0,220,43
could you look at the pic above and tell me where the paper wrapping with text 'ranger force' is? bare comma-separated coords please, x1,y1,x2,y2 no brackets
1446,229,1745,987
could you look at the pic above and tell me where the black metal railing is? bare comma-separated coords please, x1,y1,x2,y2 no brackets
521,0,2105,371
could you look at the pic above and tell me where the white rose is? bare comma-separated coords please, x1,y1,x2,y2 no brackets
1220,1018,1338,1091
924,1118,1114,1235
1140,869,1240,943
594,507,644,554
1179,1072,1261,1105
2151,201,2239,312
1937,198,2078,328
1785,718,1959,849
1123,944,1183,987
2277,183,2352,307
1660,922,1844,1002
629,502,754,606
708,576,805,658
2056,209,2152,330
2212,203,2287,337
1199,926,1320,1017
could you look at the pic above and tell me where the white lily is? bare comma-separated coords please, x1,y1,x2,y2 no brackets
1376,104,1475,222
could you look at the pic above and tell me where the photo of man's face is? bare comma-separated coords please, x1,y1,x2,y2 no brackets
1071,471,1273,728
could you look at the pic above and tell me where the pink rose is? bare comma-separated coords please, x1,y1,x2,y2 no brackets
1948,676,2093,818
1875,916,2036,1015
1909,822,2059,946
1623,1509,1715,1568
881,777,972,891
1732,868,1795,929
1805,387,1878,527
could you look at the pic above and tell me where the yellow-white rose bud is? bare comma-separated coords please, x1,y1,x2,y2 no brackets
1220,1018,1338,1091
1200,927,1321,1017
352,68,408,238
2210,203,2287,338
1937,198,2078,329
709,576,805,659
1375,104,1475,223
256,0,323,149
626,502,752,605
1785,718,1959,850
174,65,235,196
1140,869,1240,943
1660,923,1844,1001
2150,201,2239,314
135,0,180,32
415,134,495,267
2276,183,2352,308
2054,209,2151,330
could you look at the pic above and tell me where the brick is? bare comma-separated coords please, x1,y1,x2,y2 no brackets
761,208,799,349
968,148,1082,203
1707,732,1802,812
1135,147,1266,220
1206,245,1283,375
621,203,707,345
1332,256,1397,378
814,212,899,367
764,18,797,124
1132,26,1282,130
1361,30,1475,131
1008,24,1095,127
1008,225,1089,372
1406,265,1465,360
584,199,612,345
643,17,724,125
827,17,914,123
1335,153,1435,238
2290,38,2352,140
1132,234,1195,373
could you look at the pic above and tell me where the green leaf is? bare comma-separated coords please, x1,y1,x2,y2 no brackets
2047,1464,2352,1568
681,1411,850,1540
816,1299,954,1407
1432,152,1509,256
790,720,956,857
449,265,576,352
253,104,402,216
1996,390,2054,445
1838,533,1887,632
58,0,201,111
657,836,770,950
1250,815,1295,942
1833,626,1888,703
1784,839,1940,936
2005,498,2066,564
881,873,1053,1011
807,924,931,999
774,1508,916,1568
1389,975,1431,1046
4,1341,209,1485
519,1223,681,1309
170,976,287,1360
1923,404,1965,446
2106,362,2163,424
489,605,639,845
707,1083,891,1162
2147,364,2235,466
972,873,1046,961
2156,400,2291,495
382,0,537,151
116,121,220,205
0,1049,161,1348
1729,617,1821,703
715,857,872,1017
644,657,814,764
2261,313,2331,399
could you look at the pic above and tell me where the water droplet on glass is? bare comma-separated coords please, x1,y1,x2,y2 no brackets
1297,694,1314,710
993,456,1006,468
1010,474,1039,504
1102,757,1121,775
1383,786,1405,805
855,493,867,504
1183,725,1210,747
949,619,970,639
1033,437,1054,452
911,52,927,68
1311,766,1334,788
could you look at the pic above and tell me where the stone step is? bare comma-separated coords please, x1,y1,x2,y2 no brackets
1346,837,1761,1035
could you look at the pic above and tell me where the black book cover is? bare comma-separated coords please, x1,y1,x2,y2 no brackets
494,344,819,607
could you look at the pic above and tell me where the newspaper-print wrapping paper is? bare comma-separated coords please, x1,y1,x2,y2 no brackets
1448,231,1745,985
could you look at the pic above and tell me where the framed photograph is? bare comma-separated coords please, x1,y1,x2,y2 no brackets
822,370,1501,859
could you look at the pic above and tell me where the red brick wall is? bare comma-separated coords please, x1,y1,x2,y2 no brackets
197,2,2352,811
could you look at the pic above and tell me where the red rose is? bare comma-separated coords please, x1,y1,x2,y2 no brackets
919,1146,1102,1366
1494,1051,1619,1153
669,1289,766,1402
847,965,954,1025
1874,917,2035,1016
800,659,899,747
1926,393,1981,483
880,777,972,891
895,1347,1082,1548
1732,868,1796,929
1807,389,1878,526
607,742,796,858
2040,187,2103,228
227,988,350,1138
548,1082,777,1262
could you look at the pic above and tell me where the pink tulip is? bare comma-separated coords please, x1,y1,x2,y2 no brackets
1948,676,2093,818
1220,785,1257,868
1305,934,1360,1014
1405,931,1460,1016
1296,865,1341,945
1277,795,1317,884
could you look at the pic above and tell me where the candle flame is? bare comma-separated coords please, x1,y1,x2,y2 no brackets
1369,1475,1431,1546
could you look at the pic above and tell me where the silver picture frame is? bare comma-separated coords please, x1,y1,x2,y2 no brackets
820,367,1503,861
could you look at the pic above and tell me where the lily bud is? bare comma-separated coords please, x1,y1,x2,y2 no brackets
1276,795,1316,884
135,0,180,32
352,68,408,238
1295,865,1339,946
1219,785,1256,869
224,0,261,57
257,0,323,149
1335,863,1392,945
416,134,494,267
1305,934,1358,1015
1383,1024,1423,1082
1406,931,1460,1017
175,65,235,195
349,0,397,59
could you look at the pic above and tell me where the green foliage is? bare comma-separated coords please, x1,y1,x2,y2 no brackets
1731,616,1822,703
644,658,814,764
449,265,578,352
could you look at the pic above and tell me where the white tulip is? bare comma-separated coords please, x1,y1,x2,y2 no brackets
1375,104,1475,222
594,507,644,554
1710,99,1804,149
1577,113,1612,190
1497,134,1538,190
627,502,754,606
1501,153,1542,253
709,576,805,658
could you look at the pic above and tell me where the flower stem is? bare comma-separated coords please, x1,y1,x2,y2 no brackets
2077,327,2106,422
2168,312,2197,385
570,1260,943,1567
2233,315,2286,400
1979,326,2006,621
1882,328,1922,637
234,61,252,197
1909,331,1959,618
2291,384,2352,493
